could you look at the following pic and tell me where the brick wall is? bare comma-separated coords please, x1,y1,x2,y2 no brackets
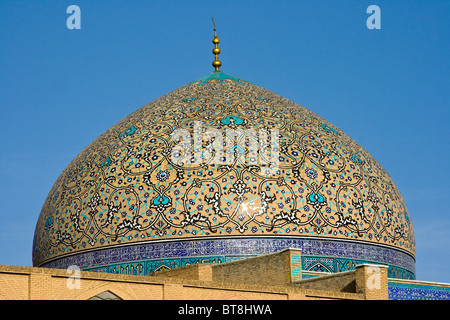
211,249,294,286
293,269,357,293
0,263,364,300
293,264,389,300
153,248,300,286
150,264,213,281
355,264,389,300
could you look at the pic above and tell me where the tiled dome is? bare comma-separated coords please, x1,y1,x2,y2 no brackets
33,71,415,279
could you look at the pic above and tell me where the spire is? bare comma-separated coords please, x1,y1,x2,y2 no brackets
212,18,222,72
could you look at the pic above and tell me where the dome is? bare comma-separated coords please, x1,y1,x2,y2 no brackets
32,70,415,279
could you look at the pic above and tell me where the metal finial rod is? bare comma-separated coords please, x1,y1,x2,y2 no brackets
212,18,221,72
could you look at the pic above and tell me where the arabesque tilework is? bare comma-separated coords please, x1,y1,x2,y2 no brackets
33,71,415,280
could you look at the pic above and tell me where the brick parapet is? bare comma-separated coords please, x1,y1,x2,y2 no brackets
0,264,364,300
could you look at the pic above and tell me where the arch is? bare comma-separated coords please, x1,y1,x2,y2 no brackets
73,283,136,300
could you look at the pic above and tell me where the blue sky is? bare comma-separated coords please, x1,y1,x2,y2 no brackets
0,0,449,283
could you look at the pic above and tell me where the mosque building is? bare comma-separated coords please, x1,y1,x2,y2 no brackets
1,22,449,300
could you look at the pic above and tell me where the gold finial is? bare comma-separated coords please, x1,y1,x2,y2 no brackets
212,18,222,72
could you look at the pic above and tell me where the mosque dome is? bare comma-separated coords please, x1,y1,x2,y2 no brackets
32,27,415,280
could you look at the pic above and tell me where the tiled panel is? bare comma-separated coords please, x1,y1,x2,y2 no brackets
388,282,450,300
290,251,302,281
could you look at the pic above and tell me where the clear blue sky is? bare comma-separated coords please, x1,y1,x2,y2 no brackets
1,0,449,283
